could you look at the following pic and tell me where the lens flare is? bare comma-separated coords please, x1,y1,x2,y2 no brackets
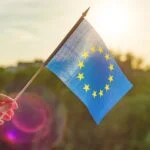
0,92,67,149
0,93,53,144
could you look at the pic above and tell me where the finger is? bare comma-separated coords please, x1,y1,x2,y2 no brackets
3,113,11,121
7,109,14,117
11,102,18,110
0,102,18,113
0,94,14,103
0,120,4,125
0,104,11,112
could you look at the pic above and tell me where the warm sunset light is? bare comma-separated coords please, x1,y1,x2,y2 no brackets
0,1,150,150
87,1,150,65
0,0,150,65
89,3,130,39
87,1,133,52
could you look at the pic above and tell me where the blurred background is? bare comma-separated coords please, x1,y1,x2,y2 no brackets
0,0,150,149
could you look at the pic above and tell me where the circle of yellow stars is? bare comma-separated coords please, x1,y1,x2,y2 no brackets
76,47,115,99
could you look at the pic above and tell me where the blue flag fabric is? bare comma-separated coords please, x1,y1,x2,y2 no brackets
46,19,133,124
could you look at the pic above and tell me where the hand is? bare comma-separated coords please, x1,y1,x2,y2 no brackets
0,94,18,125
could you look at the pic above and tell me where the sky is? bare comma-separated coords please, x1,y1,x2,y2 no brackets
0,0,150,66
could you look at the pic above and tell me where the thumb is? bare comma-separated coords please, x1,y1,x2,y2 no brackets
0,103,11,113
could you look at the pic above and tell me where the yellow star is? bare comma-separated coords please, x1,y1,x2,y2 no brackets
83,84,90,92
92,91,97,98
99,48,103,54
105,54,110,60
105,84,110,91
91,47,96,53
82,51,89,59
77,73,84,81
108,75,114,82
99,90,103,97
78,61,84,69
109,64,114,71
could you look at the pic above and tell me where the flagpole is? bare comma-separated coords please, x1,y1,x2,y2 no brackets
14,7,90,101
14,64,44,101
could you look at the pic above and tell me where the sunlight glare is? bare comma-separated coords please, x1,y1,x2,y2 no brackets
88,2,130,43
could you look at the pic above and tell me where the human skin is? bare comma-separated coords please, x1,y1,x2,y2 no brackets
0,94,18,125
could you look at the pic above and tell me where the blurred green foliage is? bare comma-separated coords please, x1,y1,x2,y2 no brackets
0,53,150,150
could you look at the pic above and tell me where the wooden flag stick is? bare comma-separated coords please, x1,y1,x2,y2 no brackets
14,7,90,101
14,64,45,101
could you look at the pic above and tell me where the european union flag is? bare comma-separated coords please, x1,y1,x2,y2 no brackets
46,19,133,124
